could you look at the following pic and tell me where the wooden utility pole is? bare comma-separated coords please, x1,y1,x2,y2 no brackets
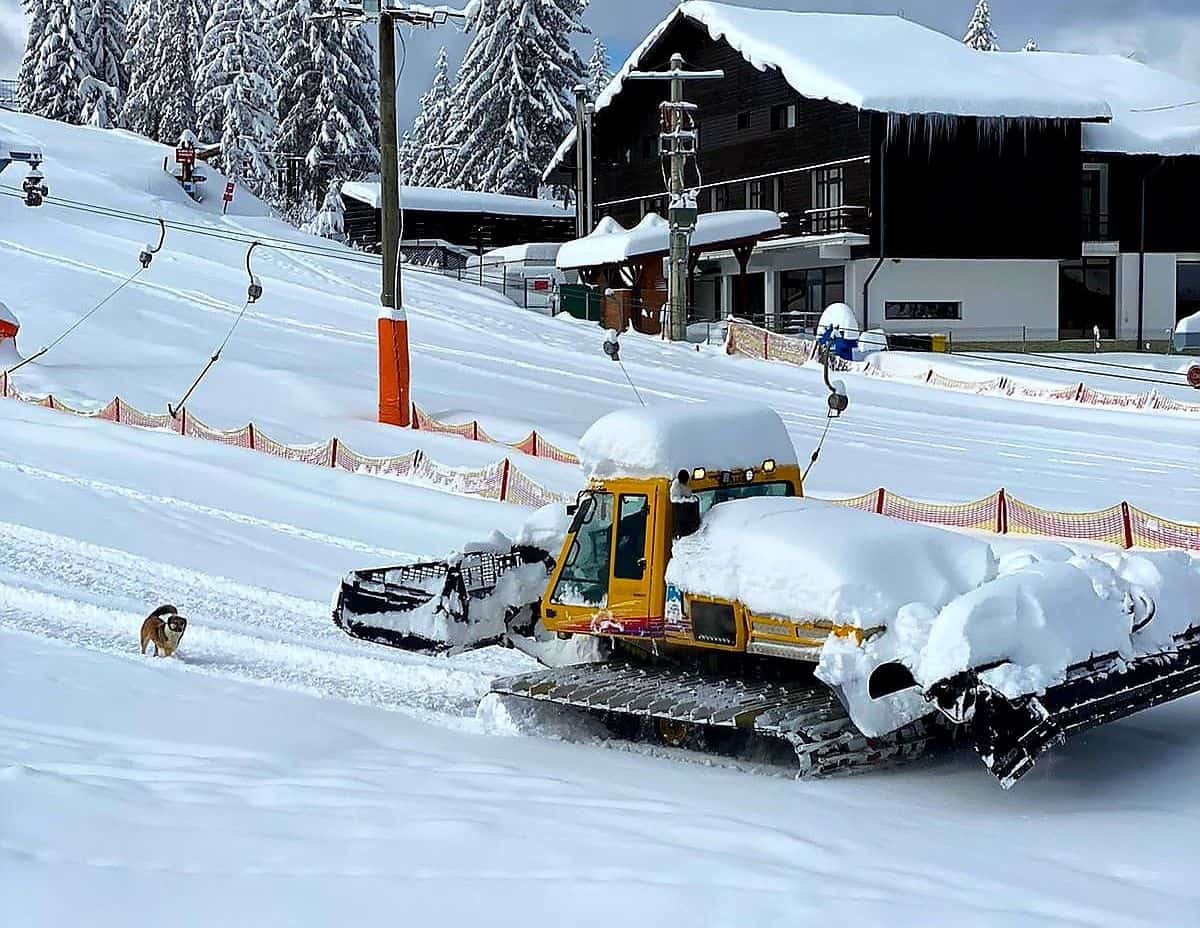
627,54,723,341
320,2,464,427
378,11,401,311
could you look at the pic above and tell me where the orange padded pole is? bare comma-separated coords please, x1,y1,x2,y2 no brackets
378,306,411,427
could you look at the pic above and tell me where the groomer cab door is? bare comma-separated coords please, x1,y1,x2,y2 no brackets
605,479,663,638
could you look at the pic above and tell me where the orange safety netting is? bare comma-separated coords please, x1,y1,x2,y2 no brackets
1006,496,1130,548
1,385,569,509
725,320,1200,416
410,403,580,466
826,489,882,513
1127,505,1200,550
4,376,1198,550
881,490,1004,533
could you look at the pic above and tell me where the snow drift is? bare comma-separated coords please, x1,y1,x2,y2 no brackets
665,497,1200,735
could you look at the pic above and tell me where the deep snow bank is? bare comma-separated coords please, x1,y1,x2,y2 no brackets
666,497,1200,735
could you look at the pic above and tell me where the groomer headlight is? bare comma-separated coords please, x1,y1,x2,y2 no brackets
744,469,755,482
692,467,706,481
762,459,776,474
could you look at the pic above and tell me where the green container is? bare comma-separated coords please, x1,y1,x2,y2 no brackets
559,284,603,323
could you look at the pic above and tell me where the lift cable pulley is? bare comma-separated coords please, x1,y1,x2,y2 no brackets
3,222,167,379
803,345,850,481
169,242,263,418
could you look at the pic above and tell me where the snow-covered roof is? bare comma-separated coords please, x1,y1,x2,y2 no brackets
556,210,780,269
340,181,574,218
547,1,1115,178
0,301,17,326
0,118,44,166
468,242,563,266
578,401,798,479
1000,52,1200,156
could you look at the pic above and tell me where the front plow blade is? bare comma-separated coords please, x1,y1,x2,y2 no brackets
932,627,1200,788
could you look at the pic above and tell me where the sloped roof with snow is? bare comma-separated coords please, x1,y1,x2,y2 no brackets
999,51,1200,156
547,1,1117,178
340,182,573,218
556,209,781,269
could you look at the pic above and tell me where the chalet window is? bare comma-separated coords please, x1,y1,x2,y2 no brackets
782,266,846,332
748,179,776,211
811,167,845,233
1081,163,1111,241
712,183,745,212
737,111,751,131
885,301,962,321
770,103,797,130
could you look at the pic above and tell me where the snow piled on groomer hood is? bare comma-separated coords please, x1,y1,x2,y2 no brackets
577,401,798,479
547,1,1111,179
665,497,1200,737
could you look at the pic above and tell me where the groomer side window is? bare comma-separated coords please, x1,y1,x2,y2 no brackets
614,495,650,580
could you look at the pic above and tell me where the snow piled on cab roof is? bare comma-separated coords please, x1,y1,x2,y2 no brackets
577,401,798,479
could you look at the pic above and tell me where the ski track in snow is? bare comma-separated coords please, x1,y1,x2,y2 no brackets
0,520,532,725
0,457,415,560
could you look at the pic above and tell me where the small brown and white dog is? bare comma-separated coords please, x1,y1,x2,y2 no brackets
140,605,188,657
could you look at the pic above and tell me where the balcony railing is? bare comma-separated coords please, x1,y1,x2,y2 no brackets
804,205,869,236
0,80,19,111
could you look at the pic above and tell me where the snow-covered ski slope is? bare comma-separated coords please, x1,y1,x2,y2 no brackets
2,115,1200,927
2,112,1199,517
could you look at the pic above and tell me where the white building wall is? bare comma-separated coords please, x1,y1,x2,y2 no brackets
854,259,1060,341
1116,253,1177,343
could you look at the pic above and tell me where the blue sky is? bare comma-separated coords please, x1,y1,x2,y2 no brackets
3,1,1199,130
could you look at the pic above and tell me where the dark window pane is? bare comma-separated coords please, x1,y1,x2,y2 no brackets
614,495,650,580
885,302,962,320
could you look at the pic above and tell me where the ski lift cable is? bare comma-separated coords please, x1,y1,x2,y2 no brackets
1021,350,1188,377
168,243,263,418
948,350,1188,388
2,222,164,377
0,187,380,266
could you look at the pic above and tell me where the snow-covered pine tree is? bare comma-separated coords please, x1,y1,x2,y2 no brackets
449,0,587,195
399,131,418,183
87,0,129,111
195,0,278,198
122,0,209,141
16,0,49,111
1023,39,1040,52
273,1,379,212
408,47,455,187
18,0,93,123
962,0,999,52
79,76,120,127
587,36,612,100
303,181,347,242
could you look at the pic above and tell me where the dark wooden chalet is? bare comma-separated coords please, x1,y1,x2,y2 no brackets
547,3,1200,343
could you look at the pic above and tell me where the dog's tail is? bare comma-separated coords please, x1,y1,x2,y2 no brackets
148,604,178,619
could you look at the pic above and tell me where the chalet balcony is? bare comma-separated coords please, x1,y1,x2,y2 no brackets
1082,210,1113,242
797,205,869,237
